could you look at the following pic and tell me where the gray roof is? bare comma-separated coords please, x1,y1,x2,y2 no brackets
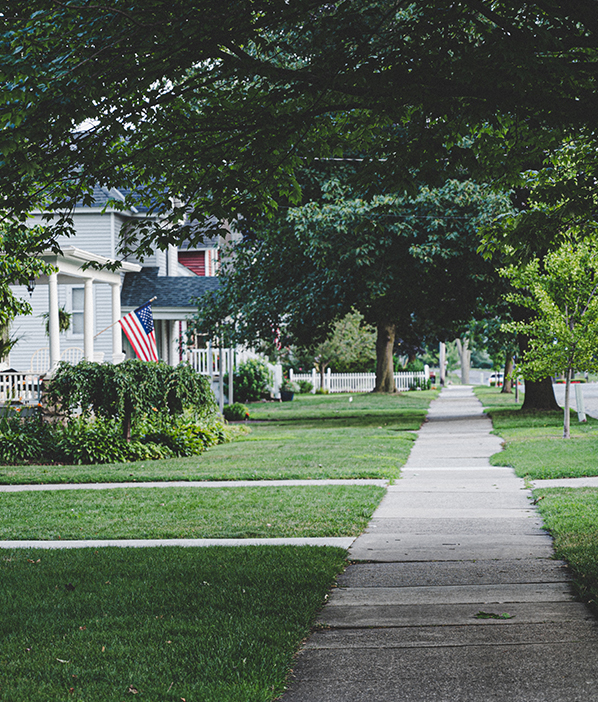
121,268,220,309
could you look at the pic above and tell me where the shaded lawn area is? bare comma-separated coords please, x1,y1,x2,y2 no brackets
534,487,598,615
0,391,436,484
473,386,598,480
0,485,385,540
0,546,346,702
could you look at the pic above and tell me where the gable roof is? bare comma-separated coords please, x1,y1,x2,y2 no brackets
121,267,219,310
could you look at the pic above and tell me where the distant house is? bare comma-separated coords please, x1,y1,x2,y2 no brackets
6,186,226,373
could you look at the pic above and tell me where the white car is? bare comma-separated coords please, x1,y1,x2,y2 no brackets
488,372,504,386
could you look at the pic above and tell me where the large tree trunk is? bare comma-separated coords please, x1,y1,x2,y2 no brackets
501,353,513,394
374,321,397,392
518,334,560,411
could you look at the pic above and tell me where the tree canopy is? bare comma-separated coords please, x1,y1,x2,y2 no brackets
3,2,598,256
191,179,511,390
503,241,598,437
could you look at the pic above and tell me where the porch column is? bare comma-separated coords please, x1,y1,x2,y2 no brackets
111,282,124,364
161,321,169,364
84,278,94,361
170,320,179,366
48,271,60,374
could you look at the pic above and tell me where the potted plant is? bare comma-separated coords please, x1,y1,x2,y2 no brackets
280,378,299,402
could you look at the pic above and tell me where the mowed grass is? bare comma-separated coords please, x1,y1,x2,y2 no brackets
0,391,436,484
473,386,598,479
534,488,598,613
0,546,346,702
0,485,385,540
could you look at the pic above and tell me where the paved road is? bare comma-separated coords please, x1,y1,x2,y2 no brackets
553,381,598,419
281,386,598,702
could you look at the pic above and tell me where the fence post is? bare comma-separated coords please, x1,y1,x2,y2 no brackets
273,364,283,399
218,346,224,413
207,342,213,385
228,347,234,406
311,368,317,393
326,367,331,392
289,369,294,382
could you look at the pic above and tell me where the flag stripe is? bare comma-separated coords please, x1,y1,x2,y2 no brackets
123,317,153,360
119,302,159,362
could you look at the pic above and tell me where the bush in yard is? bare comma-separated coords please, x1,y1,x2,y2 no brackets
0,411,52,463
47,360,219,440
233,358,273,403
297,380,313,394
0,361,236,466
223,403,250,421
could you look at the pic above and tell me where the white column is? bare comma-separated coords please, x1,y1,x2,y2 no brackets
48,272,60,374
84,278,94,361
161,320,169,364
111,282,124,364
228,347,234,405
170,320,178,366
180,320,187,360
218,344,224,412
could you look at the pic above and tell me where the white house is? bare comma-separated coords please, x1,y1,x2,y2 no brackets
6,186,223,374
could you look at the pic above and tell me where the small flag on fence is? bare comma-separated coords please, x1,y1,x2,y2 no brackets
119,300,159,362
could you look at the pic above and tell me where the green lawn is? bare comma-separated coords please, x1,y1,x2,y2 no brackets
0,485,385,540
0,546,346,702
0,391,436,484
534,487,598,614
473,386,598,479
0,391,431,700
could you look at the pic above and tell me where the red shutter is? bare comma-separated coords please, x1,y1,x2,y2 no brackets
178,251,205,276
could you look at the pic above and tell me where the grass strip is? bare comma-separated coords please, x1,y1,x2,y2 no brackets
534,487,598,613
0,485,385,540
246,390,438,422
0,392,435,484
473,386,598,479
0,546,346,702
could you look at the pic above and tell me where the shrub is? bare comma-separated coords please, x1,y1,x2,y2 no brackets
298,380,313,394
233,358,273,403
315,387,330,394
47,360,218,440
0,412,53,464
52,417,131,465
141,418,221,457
223,403,250,421
408,378,432,391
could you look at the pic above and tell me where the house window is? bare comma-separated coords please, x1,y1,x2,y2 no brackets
70,287,84,336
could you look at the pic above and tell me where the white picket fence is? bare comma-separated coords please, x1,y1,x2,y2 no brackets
290,366,430,393
0,372,43,405
186,346,283,406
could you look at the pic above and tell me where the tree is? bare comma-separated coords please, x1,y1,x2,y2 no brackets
503,241,598,439
306,311,377,388
3,2,598,254
480,139,598,410
0,221,55,335
191,179,511,391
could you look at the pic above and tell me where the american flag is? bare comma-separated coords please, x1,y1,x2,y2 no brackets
120,301,159,362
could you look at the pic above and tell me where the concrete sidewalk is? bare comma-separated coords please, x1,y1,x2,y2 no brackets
282,386,598,701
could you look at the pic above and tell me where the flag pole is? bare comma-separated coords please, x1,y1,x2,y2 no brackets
94,297,157,339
